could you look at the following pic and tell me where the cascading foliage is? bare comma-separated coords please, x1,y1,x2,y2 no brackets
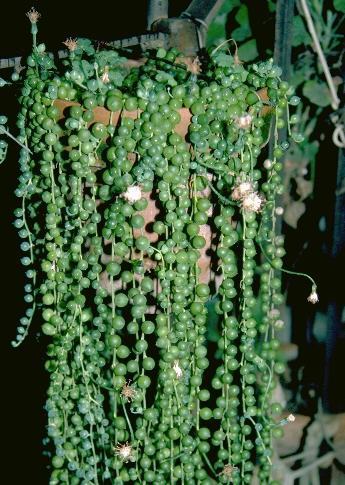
7,8,318,485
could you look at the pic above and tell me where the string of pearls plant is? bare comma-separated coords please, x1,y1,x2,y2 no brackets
5,8,319,485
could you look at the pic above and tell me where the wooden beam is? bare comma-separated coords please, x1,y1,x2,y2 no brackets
0,33,169,70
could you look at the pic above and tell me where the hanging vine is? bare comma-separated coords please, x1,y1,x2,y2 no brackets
2,9,319,485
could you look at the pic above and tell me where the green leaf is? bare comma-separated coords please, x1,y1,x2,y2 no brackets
76,38,95,56
235,4,249,25
155,70,177,86
213,52,234,67
232,25,251,42
221,0,241,13
238,39,258,62
207,20,227,47
95,50,125,69
334,0,345,12
206,0,241,47
304,140,319,161
302,80,332,107
233,63,249,82
292,15,308,47
268,0,276,12
291,68,308,88
81,60,94,78
233,5,251,42
109,69,124,87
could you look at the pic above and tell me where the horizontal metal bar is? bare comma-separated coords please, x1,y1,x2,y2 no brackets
0,32,168,70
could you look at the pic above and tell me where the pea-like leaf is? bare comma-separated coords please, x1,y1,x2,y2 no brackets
155,70,177,86
213,52,234,67
109,69,125,87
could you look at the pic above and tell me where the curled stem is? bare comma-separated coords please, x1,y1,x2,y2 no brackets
259,239,317,289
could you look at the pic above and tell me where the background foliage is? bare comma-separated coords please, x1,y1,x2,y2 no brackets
208,0,344,229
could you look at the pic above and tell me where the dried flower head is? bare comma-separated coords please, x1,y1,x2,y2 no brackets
189,56,201,75
235,113,253,129
114,442,136,462
173,360,183,379
101,67,110,84
26,7,41,23
307,288,319,304
231,181,253,201
177,56,201,75
15,64,25,74
242,191,265,213
274,319,285,329
123,185,142,204
63,38,78,52
121,381,137,402
221,464,238,478
269,308,280,319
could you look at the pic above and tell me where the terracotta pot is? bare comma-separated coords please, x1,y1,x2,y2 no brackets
54,100,215,284
54,90,271,286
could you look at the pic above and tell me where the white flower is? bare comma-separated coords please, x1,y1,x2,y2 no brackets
275,207,284,216
238,181,253,196
287,414,295,422
114,442,136,462
173,360,183,379
231,181,253,201
123,185,142,204
242,191,265,213
307,289,319,304
235,114,253,129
